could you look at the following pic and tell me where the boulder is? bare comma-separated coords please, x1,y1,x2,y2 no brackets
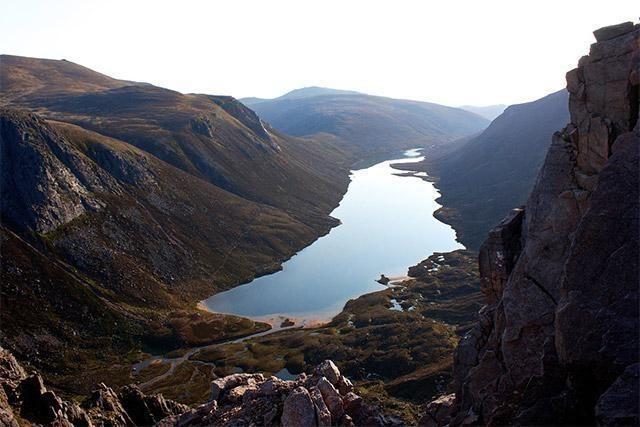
0,348,26,384
337,375,354,394
119,385,155,425
0,386,18,427
315,360,341,386
316,376,344,421
19,374,62,424
210,373,264,402
309,386,332,426
419,393,455,427
593,21,635,41
258,377,286,396
82,383,135,426
342,391,363,418
226,383,259,403
281,386,316,427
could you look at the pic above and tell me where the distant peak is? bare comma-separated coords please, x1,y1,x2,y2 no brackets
458,104,507,121
277,86,360,100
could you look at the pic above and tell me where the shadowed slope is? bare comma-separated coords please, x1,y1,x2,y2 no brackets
429,90,569,249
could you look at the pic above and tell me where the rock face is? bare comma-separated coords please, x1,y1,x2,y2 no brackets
0,346,187,426
282,387,316,427
0,109,106,233
440,22,639,425
0,348,393,426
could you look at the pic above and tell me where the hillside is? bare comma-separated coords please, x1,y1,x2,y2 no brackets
0,56,356,393
0,55,137,100
242,86,361,105
421,90,569,249
242,88,489,155
0,55,351,222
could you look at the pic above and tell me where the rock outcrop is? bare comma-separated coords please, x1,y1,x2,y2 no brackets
0,346,188,426
0,347,394,426
435,22,639,425
0,109,107,233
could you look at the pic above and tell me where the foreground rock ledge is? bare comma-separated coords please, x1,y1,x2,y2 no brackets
0,348,399,426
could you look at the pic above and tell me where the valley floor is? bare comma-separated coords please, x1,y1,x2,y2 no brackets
129,250,482,424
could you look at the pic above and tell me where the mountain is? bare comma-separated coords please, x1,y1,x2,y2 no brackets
459,104,506,120
241,86,361,106
424,21,639,426
0,56,351,220
242,88,490,155
0,55,356,392
427,90,569,250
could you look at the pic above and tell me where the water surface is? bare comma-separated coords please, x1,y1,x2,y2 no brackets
202,149,463,325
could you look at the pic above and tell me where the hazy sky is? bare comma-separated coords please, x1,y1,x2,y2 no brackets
2,0,637,106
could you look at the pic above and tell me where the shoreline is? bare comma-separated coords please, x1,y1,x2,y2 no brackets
195,146,464,336
197,148,440,327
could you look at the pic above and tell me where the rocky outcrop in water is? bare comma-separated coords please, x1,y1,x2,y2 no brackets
0,348,394,426
431,21,639,425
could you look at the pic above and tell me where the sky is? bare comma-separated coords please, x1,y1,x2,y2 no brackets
1,0,637,107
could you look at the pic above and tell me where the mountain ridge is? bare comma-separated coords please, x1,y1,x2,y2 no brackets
395,89,569,250
243,88,489,155
241,86,361,105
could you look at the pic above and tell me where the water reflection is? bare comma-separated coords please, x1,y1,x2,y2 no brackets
202,149,463,324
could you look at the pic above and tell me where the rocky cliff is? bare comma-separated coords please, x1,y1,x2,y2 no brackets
0,347,395,427
427,22,639,426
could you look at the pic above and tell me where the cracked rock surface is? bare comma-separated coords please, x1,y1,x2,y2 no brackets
429,21,639,426
0,347,396,426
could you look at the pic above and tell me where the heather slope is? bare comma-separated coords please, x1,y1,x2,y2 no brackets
0,108,335,391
